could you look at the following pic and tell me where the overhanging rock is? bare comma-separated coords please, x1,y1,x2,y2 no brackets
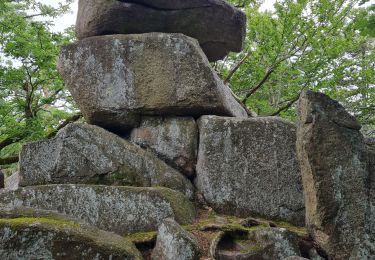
75,0,246,61
57,33,247,132
196,116,304,226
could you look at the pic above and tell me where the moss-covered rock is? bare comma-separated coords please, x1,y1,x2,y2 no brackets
0,207,142,259
0,184,196,235
19,123,193,199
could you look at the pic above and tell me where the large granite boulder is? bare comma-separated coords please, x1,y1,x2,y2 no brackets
296,90,374,259
0,206,142,259
0,185,196,235
19,123,193,199
151,218,200,260
57,33,247,132
196,116,304,225
130,116,198,178
75,0,246,62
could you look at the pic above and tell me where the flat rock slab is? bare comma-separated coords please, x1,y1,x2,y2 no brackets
19,123,193,199
0,207,142,259
57,33,247,132
0,185,196,235
196,116,304,226
76,0,246,61
130,116,198,178
297,90,374,259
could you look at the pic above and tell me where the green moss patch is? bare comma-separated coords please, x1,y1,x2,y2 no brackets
0,217,80,229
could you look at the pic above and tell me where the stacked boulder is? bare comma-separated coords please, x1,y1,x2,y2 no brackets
0,0,308,258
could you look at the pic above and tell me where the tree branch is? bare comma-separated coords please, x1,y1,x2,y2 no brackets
269,94,300,116
224,51,252,84
242,67,275,104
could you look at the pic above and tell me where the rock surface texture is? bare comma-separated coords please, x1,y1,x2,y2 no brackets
196,115,304,225
296,90,375,259
0,185,196,235
130,116,198,178
75,0,246,61
57,33,247,131
0,207,142,260
151,218,200,260
214,228,301,259
19,123,193,199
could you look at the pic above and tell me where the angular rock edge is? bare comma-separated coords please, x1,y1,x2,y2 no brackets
296,90,374,259
196,115,304,226
75,0,246,61
0,206,142,259
19,123,194,200
0,185,196,235
57,33,248,132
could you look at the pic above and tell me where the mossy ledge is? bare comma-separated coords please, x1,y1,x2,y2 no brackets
0,207,142,259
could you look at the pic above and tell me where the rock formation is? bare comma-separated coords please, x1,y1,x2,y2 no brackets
296,90,375,259
57,33,247,132
196,115,304,225
75,0,246,61
2,0,372,258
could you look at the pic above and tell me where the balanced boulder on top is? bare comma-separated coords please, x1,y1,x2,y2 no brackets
75,0,246,61
58,33,247,132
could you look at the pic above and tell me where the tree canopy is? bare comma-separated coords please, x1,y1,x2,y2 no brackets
0,0,374,170
0,0,78,170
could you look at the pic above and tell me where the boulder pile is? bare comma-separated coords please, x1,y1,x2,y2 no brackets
1,0,373,259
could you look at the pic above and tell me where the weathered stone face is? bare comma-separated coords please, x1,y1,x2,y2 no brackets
196,116,304,225
57,33,247,132
296,90,374,259
0,185,196,235
75,0,246,62
0,207,142,260
151,218,200,260
19,123,193,199
130,117,198,178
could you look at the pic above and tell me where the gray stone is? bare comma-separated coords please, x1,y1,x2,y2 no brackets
151,218,200,260
0,184,196,235
296,90,375,259
57,33,248,132
0,206,142,259
75,0,246,62
196,115,304,225
284,257,309,260
19,123,193,199
4,172,19,191
214,228,301,259
130,116,198,178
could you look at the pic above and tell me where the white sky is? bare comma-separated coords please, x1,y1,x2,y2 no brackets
44,0,278,32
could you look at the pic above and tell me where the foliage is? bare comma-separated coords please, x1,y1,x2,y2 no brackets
0,0,78,169
222,0,375,129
